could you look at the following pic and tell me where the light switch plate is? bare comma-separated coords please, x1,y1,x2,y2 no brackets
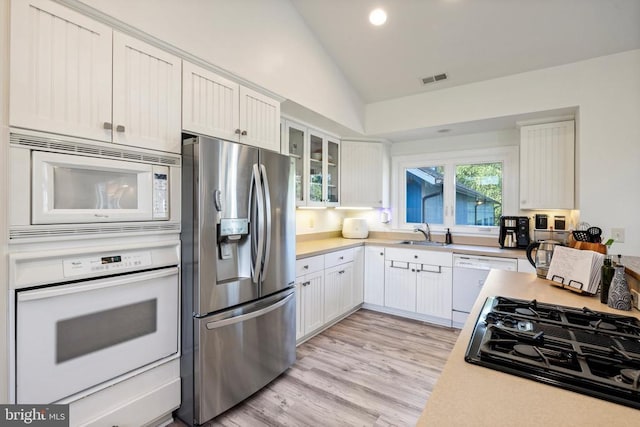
611,228,625,243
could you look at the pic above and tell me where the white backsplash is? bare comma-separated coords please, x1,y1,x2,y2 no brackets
295,208,393,235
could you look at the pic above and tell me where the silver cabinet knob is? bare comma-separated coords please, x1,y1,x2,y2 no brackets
103,122,113,130
116,125,125,132
235,129,242,134
241,130,247,136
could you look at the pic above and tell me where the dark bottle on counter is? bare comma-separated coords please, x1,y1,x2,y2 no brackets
600,254,615,304
445,228,452,244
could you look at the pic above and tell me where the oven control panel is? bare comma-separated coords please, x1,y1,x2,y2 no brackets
63,251,153,277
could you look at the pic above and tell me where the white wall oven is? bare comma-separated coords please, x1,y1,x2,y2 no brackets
9,241,180,404
9,130,181,241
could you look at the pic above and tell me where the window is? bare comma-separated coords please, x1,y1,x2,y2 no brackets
392,147,518,234
455,162,502,226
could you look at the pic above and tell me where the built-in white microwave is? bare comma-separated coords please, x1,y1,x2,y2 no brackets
9,130,181,240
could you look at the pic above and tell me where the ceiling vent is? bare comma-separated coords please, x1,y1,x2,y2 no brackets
421,72,448,86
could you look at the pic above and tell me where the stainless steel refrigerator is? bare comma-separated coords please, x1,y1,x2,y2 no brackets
179,135,296,426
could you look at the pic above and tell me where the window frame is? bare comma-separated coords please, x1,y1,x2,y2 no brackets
391,146,519,235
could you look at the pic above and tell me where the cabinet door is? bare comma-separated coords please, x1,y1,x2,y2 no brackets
307,131,325,206
239,86,280,152
324,264,350,322
325,137,340,206
384,261,417,312
364,246,385,305
112,32,182,153
182,61,239,141
341,141,388,208
10,0,112,142
285,121,307,206
302,271,324,335
416,266,453,320
520,120,575,209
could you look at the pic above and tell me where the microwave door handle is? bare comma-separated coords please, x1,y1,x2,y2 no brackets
260,164,271,279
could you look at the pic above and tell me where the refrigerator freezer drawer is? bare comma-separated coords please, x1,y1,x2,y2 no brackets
194,290,295,424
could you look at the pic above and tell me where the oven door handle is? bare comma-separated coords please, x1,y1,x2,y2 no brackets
17,267,178,302
205,292,293,330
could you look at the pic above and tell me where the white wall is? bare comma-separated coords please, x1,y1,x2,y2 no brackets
76,0,365,133
0,0,9,405
368,50,640,255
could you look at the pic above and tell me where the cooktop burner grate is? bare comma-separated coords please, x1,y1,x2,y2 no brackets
466,296,640,410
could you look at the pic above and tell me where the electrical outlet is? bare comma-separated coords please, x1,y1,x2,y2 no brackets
611,228,625,243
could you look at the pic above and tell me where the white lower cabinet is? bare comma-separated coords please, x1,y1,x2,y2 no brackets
295,255,324,341
383,247,453,326
384,261,417,312
364,246,385,305
416,265,453,320
296,247,360,343
324,263,353,322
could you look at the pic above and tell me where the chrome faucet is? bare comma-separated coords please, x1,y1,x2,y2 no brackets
414,222,431,242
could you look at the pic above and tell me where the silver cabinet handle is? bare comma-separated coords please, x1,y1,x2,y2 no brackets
103,122,113,130
338,270,345,274
303,265,309,270
235,129,242,134
241,130,247,136
116,124,125,132
302,281,311,287
339,256,344,260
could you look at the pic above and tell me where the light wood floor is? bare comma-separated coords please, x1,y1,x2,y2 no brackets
172,309,459,426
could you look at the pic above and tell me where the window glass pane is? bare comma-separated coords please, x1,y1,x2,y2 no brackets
455,162,502,226
405,166,444,224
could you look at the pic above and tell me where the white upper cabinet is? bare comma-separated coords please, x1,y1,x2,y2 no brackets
283,120,307,206
239,86,280,152
182,61,240,142
519,120,575,209
10,0,182,153
307,130,340,207
182,61,280,152
340,140,389,208
10,0,112,142
112,32,182,153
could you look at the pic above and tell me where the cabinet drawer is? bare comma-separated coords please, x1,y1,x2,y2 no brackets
295,255,324,276
385,247,452,267
324,248,354,268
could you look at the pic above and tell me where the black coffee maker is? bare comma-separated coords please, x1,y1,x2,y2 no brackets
499,216,530,248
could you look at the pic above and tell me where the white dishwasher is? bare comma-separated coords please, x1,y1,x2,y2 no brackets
452,254,517,328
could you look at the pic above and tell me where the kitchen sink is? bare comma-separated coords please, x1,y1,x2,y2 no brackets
398,240,449,247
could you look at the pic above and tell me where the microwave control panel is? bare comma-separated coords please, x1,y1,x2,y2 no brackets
152,169,169,220
63,251,153,277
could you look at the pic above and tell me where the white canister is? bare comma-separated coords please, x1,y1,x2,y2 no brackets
342,218,369,239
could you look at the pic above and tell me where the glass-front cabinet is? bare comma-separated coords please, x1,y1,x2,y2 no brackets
283,119,340,207
285,121,306,206
308,129,339,207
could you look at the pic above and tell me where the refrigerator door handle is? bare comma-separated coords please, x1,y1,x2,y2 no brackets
249,165,258,283
259,164,272,279
205,292,293,329
252,163,265,283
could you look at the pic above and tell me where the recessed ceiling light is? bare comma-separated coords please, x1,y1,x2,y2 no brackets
369,8,387,26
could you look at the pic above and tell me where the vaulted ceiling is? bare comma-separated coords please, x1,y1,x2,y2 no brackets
290,0,640,104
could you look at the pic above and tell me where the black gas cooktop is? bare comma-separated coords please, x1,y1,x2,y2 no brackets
465,296,640,409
